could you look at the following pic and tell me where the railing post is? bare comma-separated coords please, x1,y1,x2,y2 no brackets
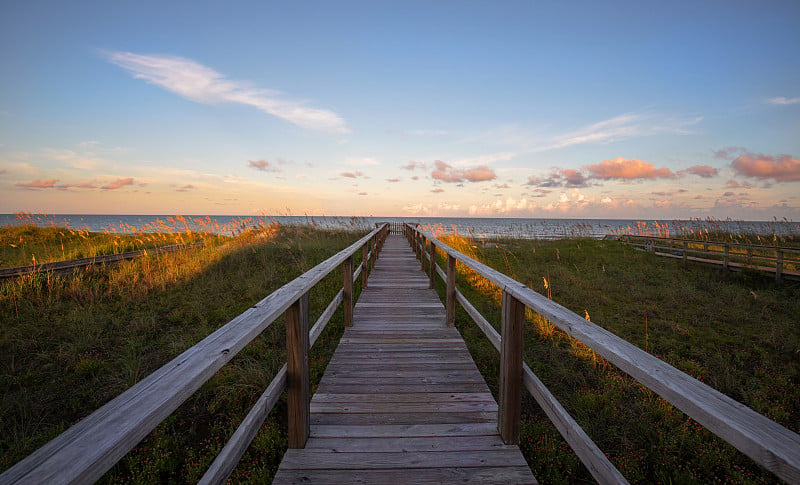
723,244,730,273
446,254,456,327
362,244,368,288
499,289,524,444
429,241,436,289
649,238,655,254
747,247,753,266
286,291,310,448
776,250,783,284
683,240,688,267
343,255,354,327
420,235,426,271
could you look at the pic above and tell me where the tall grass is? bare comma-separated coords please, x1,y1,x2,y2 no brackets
432,229,798,484
0,221,366,482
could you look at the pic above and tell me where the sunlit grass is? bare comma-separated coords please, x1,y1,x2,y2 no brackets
431,229,798,484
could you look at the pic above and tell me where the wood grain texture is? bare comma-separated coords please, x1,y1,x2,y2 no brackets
0,226,386,484
410,225,800,483
273,234,536,484
286,292,310,449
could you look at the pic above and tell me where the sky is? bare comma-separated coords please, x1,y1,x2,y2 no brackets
1,1,799,220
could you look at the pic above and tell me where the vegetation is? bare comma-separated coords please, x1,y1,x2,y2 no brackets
3,218,798,483
0,222,366,483
434,231,799,484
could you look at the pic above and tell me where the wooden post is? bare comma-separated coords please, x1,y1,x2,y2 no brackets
683,241,688,267
446,254,456,327
776,250,783,284
649,238,655,254
286,292,310,448
420,236,426,271
343,255,354,327
362,244,368,288
429,241,436,289
498,290,524,445
747,247,753,266
723,244,730,273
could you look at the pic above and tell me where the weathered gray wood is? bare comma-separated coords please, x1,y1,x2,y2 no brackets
446,254,456,327
343,255,353,327
279,449,528,469
412,225,800,482
273,466,537,484
198,364,287,485
0,228,387,485
286,292,310,449
522,363,628,485
456,289,501,351
308,290,343,348
273,233,535,484
429,240,437,288
498,290,524,445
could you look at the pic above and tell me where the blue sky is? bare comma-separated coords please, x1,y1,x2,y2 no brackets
1,1,799,219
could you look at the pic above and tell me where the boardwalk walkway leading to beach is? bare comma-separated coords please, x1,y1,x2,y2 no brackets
273,234,537,484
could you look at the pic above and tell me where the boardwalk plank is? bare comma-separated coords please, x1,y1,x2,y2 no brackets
273,234,536,484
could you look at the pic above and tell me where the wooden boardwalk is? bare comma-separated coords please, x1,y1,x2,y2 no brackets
273,234,537,484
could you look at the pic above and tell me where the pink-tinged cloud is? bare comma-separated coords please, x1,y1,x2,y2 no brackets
586,157,674,180
248,160,280,172
731,153,800,182
431,161,496,183
527,170,591,188
431,188,445,193
341,171,366,178
680,165,718,178
386,178,400,183
16,179,59,189
726,180,753,189
411,176,419,181
401,161,427,170
712,147,746,160
176,184,195,192
102,177,135,190
358,192,368,196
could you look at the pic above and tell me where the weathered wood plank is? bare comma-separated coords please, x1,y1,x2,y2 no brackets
286,292,310,449
278,449,529,469
272,466,537,484
274,233,536,484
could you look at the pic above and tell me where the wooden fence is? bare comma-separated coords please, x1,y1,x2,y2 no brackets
619,235,800,283
405,224,800,484
0,224,390,484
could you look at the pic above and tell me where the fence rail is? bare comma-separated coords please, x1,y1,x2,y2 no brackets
406,224,800,484
1,224,389,485
619,235,800,283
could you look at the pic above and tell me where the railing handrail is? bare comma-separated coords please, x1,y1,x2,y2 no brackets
1,224,389,484
407,224,800,484
619,234,800,254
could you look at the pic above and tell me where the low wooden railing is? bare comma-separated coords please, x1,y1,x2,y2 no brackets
405,224,800,484
0,224,389,485
619,235,800,283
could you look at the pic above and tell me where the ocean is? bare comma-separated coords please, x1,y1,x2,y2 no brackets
2,213,799,239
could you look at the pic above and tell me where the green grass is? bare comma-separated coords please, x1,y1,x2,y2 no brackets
434,234,799,484
0,223,366,482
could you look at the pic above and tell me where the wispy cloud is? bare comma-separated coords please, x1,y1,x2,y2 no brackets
550,113,703,150
340,171,368,179
731,153,800,182
248,160,280,172
105,51,349,133
678,165,718,178
401,161,427,170
767,97,800,106
586,157,675,180
16,179,59,189
431,160,496,183
102,177,135,190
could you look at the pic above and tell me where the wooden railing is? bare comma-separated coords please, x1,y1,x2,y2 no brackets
405,224,800,484
619,235,800,283
0,224,390,485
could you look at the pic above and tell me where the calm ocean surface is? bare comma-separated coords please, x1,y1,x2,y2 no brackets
2,213,799,239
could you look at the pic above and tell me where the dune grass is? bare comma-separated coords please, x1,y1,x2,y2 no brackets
0,223,366,482
434,232,799,484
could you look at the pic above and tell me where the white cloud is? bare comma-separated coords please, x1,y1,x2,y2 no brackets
767,97,800,106
106,51,349,134
549,112,702,149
